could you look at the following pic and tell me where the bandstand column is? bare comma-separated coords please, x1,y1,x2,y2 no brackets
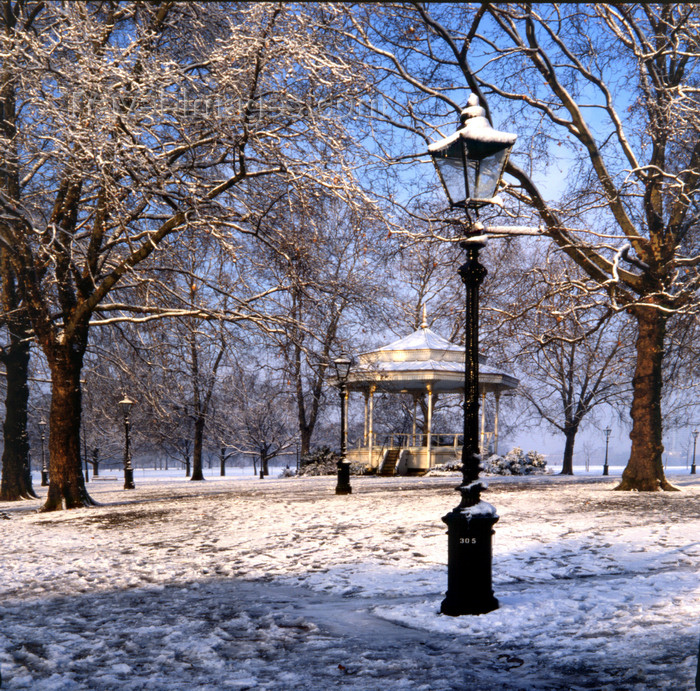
412,394,418,446
426,383,434,469
363,390,369,445
494,392,501,455
368,384,375,467
480,390,487,454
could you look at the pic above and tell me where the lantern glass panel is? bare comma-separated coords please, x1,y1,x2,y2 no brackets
466,143,510,204
432,139,467,207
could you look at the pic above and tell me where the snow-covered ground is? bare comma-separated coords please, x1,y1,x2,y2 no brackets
1,471,699,690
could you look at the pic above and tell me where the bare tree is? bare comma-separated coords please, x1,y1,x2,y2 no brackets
340,3,700,491
226,367,297,477
0,2,371,509
489,247,635,474
0,1,39,501
390,237,464,340
255,190,388,455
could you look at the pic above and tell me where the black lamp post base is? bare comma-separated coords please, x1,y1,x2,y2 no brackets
603,465,609,476
441,591,498,616
691,465,697,475
440,505,499,616
123,469,135,490
335,462,352,495
41,471,49,487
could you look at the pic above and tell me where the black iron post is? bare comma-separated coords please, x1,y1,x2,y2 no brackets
428,93,516,616
123,412,135,489
691,430,698,475
440,238,499,616
332,354,352,495
603,427,612,476
220,446,227,476
39,420,48,486
336,380,352,495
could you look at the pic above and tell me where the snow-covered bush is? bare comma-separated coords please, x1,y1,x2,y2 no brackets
425,459,463,475
294,447,369,477
428,448,549,476
482,447,548,476
298,447,339,476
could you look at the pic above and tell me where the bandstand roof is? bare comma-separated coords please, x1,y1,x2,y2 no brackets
345,317,519,395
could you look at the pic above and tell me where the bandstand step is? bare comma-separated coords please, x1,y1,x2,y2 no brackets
379,448,400,476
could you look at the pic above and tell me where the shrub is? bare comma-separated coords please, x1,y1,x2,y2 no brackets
428,448,549,476
298,446,339,476
293,447,370,477
482,447,548,476
425,459,463,475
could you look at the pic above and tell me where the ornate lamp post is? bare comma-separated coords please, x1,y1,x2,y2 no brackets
118,395,136,489
333,354,353,495
603,427,612,476
38,419,48,486
691,430,698,475
429,93,516,616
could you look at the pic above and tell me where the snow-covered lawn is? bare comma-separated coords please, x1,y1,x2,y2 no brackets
1,472,699,690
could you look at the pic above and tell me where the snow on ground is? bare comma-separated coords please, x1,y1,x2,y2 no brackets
1,470,699,690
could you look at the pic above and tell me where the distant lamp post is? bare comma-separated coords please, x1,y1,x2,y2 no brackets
38,419,48,486
429,93,516,616
603,427,612,476
691,430,698,475
118,395,135,489
333,354,353,496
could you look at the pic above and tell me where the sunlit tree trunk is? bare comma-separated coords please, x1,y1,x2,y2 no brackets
617,306,675,491
42,340,95,511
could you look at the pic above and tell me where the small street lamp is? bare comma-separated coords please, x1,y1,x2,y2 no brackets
118,395,135,489
429,94,516,616
333,354,353,496
691,430,698,475
38,419,48,486
603,427,612,476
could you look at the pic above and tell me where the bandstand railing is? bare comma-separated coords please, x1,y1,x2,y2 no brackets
352,432,495,454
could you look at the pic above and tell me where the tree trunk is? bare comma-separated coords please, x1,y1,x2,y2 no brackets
0,323,36,500
191,416,205,481
0,26,34,501
560,427,576,476
42,348,95,511
262,453,269,476
616,307,676,491
299,426,312,458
